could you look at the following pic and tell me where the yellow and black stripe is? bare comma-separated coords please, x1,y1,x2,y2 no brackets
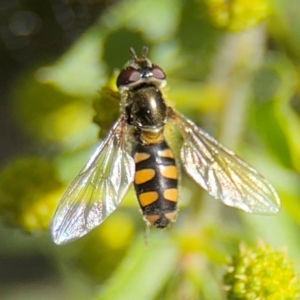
133,140,178,228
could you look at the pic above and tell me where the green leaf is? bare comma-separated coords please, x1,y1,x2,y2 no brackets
96,234,179,300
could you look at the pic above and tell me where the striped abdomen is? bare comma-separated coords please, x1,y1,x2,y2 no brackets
133,140,178,228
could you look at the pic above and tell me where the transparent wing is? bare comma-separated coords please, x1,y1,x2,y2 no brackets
169,109,280,214
51,117,135,245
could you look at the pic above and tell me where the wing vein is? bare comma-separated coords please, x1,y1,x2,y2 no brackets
51,116,135,244
169,108,280,214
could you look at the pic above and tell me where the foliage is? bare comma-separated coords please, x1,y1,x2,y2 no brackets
1,0,300,299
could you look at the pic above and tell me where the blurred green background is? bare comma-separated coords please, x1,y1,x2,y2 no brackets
1,0,300,299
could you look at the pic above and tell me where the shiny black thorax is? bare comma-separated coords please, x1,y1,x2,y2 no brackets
125,83,167,132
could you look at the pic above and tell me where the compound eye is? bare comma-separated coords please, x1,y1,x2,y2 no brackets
116,67,141,87
152,65,166,80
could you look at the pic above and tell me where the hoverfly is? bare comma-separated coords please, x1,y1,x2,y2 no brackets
51,47,280,245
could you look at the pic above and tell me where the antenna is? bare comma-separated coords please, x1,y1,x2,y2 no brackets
129,47,137,59
142,46,149,58
129,46,149,60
